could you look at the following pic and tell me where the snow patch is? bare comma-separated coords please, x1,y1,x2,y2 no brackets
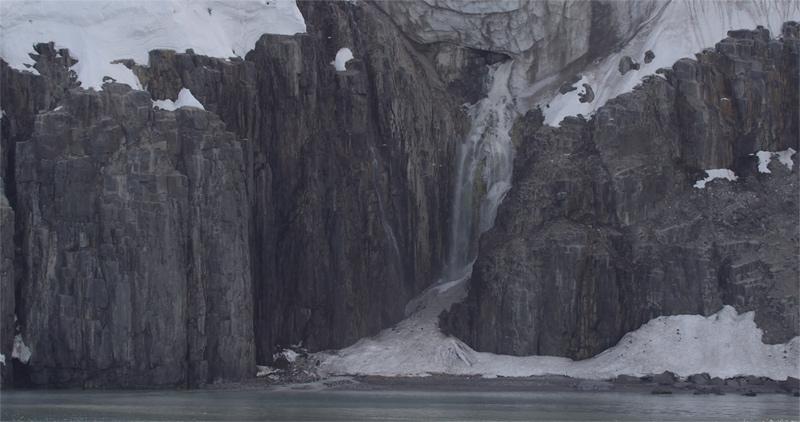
754,148,796,173
331,48,354,71
53,105,63,112
0,353,5,366
756,150,774,173
273,348,300,363
776,148,797,168
256,365,273,377
1,0,306,90
12,334,31,364
693,169,737,189
152,88,205,111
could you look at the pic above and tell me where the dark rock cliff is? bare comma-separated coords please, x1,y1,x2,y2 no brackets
442,24,800,359
0,1,493,386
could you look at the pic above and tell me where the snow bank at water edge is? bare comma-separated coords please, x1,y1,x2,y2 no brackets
0,0,306,90
315,274,799,381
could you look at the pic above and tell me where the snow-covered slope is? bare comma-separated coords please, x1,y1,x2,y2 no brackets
527,0,800,125
0,0,306,90
316,273,800,381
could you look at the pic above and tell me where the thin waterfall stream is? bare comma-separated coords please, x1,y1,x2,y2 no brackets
317,60,521,375
445,60,518,281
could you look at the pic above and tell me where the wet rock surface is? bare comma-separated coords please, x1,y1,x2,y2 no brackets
442,24,799,359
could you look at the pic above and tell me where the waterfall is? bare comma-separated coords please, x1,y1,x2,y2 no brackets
445,61,518,281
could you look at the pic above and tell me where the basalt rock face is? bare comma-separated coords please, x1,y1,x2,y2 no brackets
136,1,471,361
1,44,82,385
10,82,254,386
2,1,478,386
442,24,800,360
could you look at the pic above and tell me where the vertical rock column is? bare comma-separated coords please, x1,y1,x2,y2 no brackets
12,82,253,387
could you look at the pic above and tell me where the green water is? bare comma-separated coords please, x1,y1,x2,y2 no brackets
1,388,797,421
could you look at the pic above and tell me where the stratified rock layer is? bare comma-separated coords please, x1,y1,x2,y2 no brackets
442,24,799,359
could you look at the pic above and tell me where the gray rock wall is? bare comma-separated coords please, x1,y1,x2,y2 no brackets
12,84,253,387
1,1,483,386
442,24,800,359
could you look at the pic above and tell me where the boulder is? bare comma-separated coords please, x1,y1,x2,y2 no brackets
618,56,640,75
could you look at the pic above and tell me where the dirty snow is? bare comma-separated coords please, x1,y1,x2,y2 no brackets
0,0,306,90
315,270,799,381
12,334,31,364
274,348,300,363
256,365,273,377
331,48,354,71
152,88,205,110
693,169,738,189
776,148,797,169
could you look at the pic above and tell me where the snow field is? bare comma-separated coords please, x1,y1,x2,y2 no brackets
524,0,800,126
0,0,306,91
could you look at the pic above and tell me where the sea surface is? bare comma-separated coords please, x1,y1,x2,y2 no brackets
1,388,798,421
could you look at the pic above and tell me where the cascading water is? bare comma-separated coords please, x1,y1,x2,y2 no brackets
317,61,522,375
445,60,518,280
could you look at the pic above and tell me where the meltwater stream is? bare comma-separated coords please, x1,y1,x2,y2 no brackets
314,61,520,377
446,61,517,280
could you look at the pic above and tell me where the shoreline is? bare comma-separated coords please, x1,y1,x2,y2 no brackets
211,372,800,396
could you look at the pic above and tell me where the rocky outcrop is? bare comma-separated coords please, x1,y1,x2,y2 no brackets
618,56,640,75
1,1,487,386
1,43,82,385
12,83,253,387
0,178,13,384
442,24,799,359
